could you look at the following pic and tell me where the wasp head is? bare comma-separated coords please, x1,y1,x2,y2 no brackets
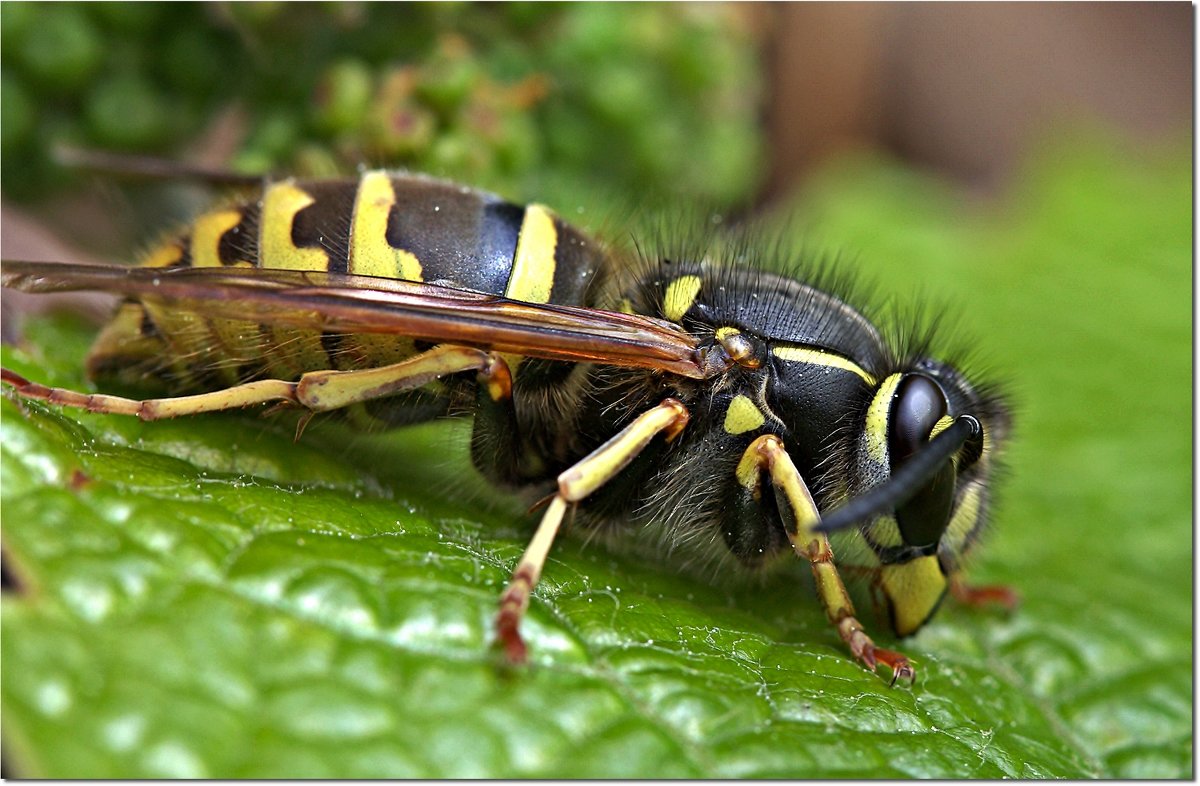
822,358,1011,635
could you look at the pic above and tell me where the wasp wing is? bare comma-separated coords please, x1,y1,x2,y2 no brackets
2,261,705,379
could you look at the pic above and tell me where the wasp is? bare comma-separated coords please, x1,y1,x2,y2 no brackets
1,166,1016,682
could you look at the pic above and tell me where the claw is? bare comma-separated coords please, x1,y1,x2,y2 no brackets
873,647,915,684
839,616,915,682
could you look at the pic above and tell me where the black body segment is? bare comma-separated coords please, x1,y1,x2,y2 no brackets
383,176,518,293
216,204,260,268
290,180,358,273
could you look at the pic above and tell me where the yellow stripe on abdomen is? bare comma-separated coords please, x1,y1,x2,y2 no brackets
191,208,243,268
505,205,557,304
348,171,423,281
260,180,329,271
141,241,184,269
500,204,558,371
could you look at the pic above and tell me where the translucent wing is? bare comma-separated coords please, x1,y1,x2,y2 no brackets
2,261,705,378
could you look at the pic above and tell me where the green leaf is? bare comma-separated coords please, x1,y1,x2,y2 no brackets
2,134,1190,777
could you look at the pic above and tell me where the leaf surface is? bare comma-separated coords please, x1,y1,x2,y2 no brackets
2,137,1190,778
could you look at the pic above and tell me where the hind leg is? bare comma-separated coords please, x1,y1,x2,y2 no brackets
2,344,503,421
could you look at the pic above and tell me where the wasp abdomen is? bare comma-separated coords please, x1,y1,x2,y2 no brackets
87,173,608,416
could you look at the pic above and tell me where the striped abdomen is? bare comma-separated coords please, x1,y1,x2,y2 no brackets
87,172,610,401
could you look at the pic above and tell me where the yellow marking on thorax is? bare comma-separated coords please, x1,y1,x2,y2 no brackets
261,180,329,271
724,394,765,435
715,326,740,340
772,345,876,386
880,555,948,636
662,275,701,322
506,204,557,304
349,171,423,281
865,373,903,465
191,208,243,267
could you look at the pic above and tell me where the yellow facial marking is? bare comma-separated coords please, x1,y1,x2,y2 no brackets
506,204,557,304
864,515,905,548
865,373,903,465
724,394,765,435
261,180,329,271
349,171,423,281
715,326,741,340
942,483,982,555
929,414,955,441
662,275,702,322
880,555,948,636
191,208,243,268
771,345,877,386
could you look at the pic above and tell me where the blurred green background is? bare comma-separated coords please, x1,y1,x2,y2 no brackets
1,2,762,232
1,2,1191,779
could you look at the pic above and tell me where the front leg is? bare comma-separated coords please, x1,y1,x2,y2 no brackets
735,434,914,684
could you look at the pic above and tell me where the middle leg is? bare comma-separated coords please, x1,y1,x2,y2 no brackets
495,398,690,664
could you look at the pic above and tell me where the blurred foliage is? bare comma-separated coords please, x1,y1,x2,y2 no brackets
2,135,1190,777
0,2,763,208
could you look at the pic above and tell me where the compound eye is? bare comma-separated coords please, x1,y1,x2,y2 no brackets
889,374,948,464
889,374,953,549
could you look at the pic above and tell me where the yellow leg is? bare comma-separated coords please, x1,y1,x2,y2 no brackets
2,345,509,421
294,345,510,410
736,434,914,683
495,398,689,664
